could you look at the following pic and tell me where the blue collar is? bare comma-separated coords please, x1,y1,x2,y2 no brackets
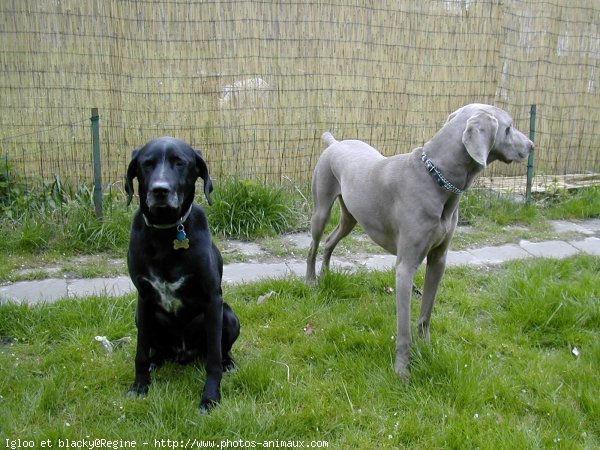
421,152,466,195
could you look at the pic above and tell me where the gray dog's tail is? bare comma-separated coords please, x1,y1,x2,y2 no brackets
322,132,338,147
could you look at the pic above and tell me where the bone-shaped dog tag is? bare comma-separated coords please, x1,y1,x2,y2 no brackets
173,225,190,250
173,238,189,250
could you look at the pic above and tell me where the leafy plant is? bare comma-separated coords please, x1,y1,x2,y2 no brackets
207,178,301,239
0,174,598,259
543,185,600,219
459,189,538,226
0,156,14,203
0,177,130,255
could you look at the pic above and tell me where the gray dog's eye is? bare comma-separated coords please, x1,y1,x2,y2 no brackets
505,126,511,135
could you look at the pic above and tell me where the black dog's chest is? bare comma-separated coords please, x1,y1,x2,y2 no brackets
138,262,209,316
142,273,189,314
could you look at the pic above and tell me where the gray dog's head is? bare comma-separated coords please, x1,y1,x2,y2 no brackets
446,104,534,168
125,137,213,223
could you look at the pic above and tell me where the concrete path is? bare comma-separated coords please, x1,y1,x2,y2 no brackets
1,219,599,306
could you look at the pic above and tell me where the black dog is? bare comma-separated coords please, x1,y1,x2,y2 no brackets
125,136,240,412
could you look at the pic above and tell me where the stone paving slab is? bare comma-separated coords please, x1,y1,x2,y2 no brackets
363,254,396,271
446,250,481,267
327,259,359,273
519,240,580,259
467,244,531,265
570,237,600,256
0,278,68,305
222,261,306,284
68,276,135,298
1,234,598,306
549,220,595,235
579,219,600,233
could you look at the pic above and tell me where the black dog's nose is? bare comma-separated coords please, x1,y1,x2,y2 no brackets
150,182,170,197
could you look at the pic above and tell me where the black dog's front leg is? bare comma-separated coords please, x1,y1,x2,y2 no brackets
128,297,153,397
200,296,224,413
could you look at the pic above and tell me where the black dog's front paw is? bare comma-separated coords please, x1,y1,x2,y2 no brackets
223,355,236,373
199,396,219,414
200,385,221,414
127,383,149,398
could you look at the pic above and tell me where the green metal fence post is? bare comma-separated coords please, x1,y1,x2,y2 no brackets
91,108,103,220
526,104,536,205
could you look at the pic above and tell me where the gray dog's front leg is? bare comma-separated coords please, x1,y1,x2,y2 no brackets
418,249,448,341
394,260,417,381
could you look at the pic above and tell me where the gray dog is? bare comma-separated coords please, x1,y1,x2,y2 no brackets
306,104,534,379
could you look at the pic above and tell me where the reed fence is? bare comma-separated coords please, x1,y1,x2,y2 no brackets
1,0,598,196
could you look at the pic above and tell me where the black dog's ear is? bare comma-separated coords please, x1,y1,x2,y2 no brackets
125,149,140,206
194,149,213,205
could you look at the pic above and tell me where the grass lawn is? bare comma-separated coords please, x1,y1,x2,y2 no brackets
0,255,598,448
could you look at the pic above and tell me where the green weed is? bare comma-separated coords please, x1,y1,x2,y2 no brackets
543,185,600,220
0,178,130,255
0,176,598,265
459,190,539,226
207,178,302,239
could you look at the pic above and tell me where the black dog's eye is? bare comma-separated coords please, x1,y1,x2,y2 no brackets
142,159,155,169
173,157,186,167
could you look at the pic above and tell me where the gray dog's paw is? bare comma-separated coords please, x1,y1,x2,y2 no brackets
305,277,318,287
394,361,411,383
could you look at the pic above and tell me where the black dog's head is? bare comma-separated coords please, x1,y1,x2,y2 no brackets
125,137,213,224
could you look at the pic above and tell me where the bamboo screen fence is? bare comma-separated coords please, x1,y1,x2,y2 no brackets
1,0,598,193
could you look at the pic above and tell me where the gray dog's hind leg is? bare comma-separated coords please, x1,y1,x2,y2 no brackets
321,197,357,275
306,183,340,283
306,208,329,284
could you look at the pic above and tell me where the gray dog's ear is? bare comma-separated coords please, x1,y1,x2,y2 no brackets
462,112,498,168
194,149,213,205
445,106,463,124
125,149,140,206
